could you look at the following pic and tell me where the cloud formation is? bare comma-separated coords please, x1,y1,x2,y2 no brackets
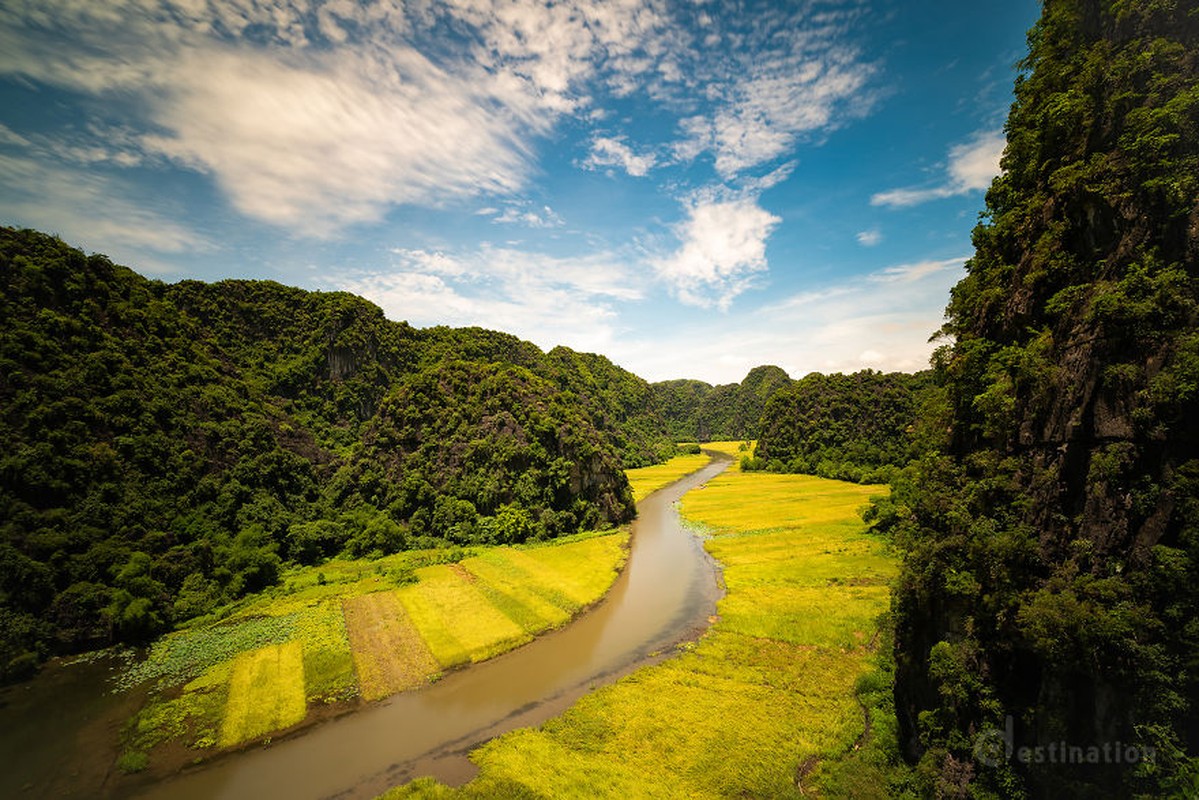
871,129,1006,207
143,48,536,234
0,0,671,235
613,256,967,383
0,0,878,237
652,195,781,310
666,5,876,178
856,228,883,246
489,203,565,228
329,244,644,354
583,136,657,177
0,151,207,260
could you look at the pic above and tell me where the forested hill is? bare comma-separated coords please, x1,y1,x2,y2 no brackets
652,364,792,442
883,1,1199,796
0,227,671,680
752,369,937,483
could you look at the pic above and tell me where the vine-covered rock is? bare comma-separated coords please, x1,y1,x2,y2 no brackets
888,2,1199,796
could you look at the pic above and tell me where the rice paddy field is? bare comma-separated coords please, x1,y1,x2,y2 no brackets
625,453,711,502
117,530,628,770
698,439,756,459
384,468,901,799
625,444,757,503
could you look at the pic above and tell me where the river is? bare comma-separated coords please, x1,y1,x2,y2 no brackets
0,453,729,800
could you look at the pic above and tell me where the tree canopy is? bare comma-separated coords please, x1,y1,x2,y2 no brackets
750,369,937,483
880,2,1199,795
0,228,656,681
652,364,792,442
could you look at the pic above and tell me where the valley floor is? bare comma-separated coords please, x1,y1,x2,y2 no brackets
116,530,629,777
384,456,901,798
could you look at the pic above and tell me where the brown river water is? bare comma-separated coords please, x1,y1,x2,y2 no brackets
0,453,730,800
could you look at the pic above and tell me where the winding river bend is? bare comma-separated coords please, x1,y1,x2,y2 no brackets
116,453,730,799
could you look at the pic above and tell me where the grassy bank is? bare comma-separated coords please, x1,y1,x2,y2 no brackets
383,468,901,798
117,531,628,771
624,453,711,502
624,441,754,503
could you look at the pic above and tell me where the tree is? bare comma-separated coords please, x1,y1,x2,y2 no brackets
888,2,1199,795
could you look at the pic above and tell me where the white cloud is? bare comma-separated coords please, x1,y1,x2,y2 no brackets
0,124,31,147
652,196,780,310
387,248,471,278
140,47,539,235
858,349,884,364
610,255,968,383
666,6,876,178
738,161,798,194
872,129,1005,208
583,136,657,177
705,53,873,177
490,203,564,228
0,0,879,245
0,0,671,236
0,152,207,260
0,121,150,170
873,257,966,284
327,245,644,354
856,228,882,246
947,130,1007,189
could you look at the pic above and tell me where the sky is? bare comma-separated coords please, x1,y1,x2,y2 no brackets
0,0,1042,384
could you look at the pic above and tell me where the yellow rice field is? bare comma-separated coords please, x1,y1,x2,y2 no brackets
121,529,630,764
219,641,307,747
625,453,710,502
398,565,532,667
698,439,755,459
384,470,899,799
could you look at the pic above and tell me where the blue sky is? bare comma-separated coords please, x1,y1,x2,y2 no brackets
0,0,1040,383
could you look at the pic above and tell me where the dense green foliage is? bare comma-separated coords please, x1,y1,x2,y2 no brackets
752,369,937,483
541,347,677,467
416,329,675,467
652,364,792,442
883,2,1199,796
338,359,634,545
0,228,651,681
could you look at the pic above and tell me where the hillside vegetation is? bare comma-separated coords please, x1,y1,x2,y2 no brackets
0,227,671,681
752,369,938,483
652,364,792,442
882,1,1199,796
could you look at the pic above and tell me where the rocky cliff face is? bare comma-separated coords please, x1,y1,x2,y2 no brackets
892,2,1199,796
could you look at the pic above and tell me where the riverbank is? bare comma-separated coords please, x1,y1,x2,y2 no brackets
383,467,900,798
97,529,632,794
90,453,728,799
625,452,710,502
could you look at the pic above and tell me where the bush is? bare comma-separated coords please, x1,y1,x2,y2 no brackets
117,750,149,774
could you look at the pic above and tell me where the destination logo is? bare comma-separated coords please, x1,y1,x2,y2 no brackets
972,716,1156,768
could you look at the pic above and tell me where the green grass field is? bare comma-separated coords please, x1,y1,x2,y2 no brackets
382,470,900,799
118,530,629,767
